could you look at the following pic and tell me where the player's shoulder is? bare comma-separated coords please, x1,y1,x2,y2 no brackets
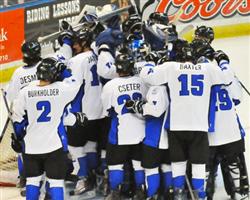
20,80,39,93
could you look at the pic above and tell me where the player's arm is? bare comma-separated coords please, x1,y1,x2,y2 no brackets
55,21,75,63
96,28,124,79
139,63,170,86
97,50,119,79
143,86,168,117
101,82,113,117
5,71,20,103
125,86,168,117
12,90,28,139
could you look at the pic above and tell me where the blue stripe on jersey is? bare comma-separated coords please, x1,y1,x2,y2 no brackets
108,109,119,145
57,120,68,151
208,85,220,132
70,82,85,112
143,113,165,148
164,84,171,130
236,114,245,138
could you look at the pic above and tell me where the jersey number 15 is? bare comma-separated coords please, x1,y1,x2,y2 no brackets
178,74,204,96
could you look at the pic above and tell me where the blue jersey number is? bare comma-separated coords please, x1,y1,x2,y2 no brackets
178,74,204,96
36,101,51,122
117,92,142,115
216,89,232,111
90,64,100,86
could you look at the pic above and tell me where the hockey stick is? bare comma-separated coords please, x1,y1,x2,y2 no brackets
179,24,194,38
185,174,197,200
239,81,250,96
129,0,142,17
0,117,10,143
0,89,16,140
141,0,156,15
38,5,132,42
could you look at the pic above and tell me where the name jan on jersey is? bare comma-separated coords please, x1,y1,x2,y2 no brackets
28,88,59,98
118,83,141,93
180,63,201,70
88,54,97,63
20,74,37,85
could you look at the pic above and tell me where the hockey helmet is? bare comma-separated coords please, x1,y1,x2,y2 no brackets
172,39,193,62
194,26,214,43
36,57,63,82
21,41,41,65
191,39,215,62
115,53,134,75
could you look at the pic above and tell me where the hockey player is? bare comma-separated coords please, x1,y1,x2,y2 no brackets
6,41,42,103
11,57,81,200
139,39,234,199
5,40,42,195
125,82,173,200
66,27,106,197
101,53,148,200
191,38,249,200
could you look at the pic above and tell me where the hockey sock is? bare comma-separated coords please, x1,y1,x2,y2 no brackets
173,176,185,189
192,178,206,198
17,154,24,177
192,164,206,198
26,185,40,200
163,172,173,189
50,187,64,200
109,169,124,190
172,161,187,189
87,152,98,171
132,160,145,188
161,164,173,190
145,168,160,197
134,170,145,188
77,156,88,177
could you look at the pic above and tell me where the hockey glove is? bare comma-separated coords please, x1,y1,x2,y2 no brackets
11,133,23,153
58,30,74,47
214,50,230,65
59,20,73,31
145,51,160,64
74,112,88,127
125,100,145,114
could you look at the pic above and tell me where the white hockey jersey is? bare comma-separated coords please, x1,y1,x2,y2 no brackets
143,86,169,149
6,63,39,103
208,61,244,146
140,61,234,132
12,78,80,154
68,50,103,120
101,76,148,145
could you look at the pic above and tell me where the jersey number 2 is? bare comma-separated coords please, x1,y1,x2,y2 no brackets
178,74,204,96
37,101,51,122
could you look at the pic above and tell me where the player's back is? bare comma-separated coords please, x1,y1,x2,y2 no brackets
17,79,79,154
68,51,103,120
102,76,147,145
151,61,230,132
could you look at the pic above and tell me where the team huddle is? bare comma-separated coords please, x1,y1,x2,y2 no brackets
5,4,249,200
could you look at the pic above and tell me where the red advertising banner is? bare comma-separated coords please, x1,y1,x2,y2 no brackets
0,8,24,64
155,0,250,22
